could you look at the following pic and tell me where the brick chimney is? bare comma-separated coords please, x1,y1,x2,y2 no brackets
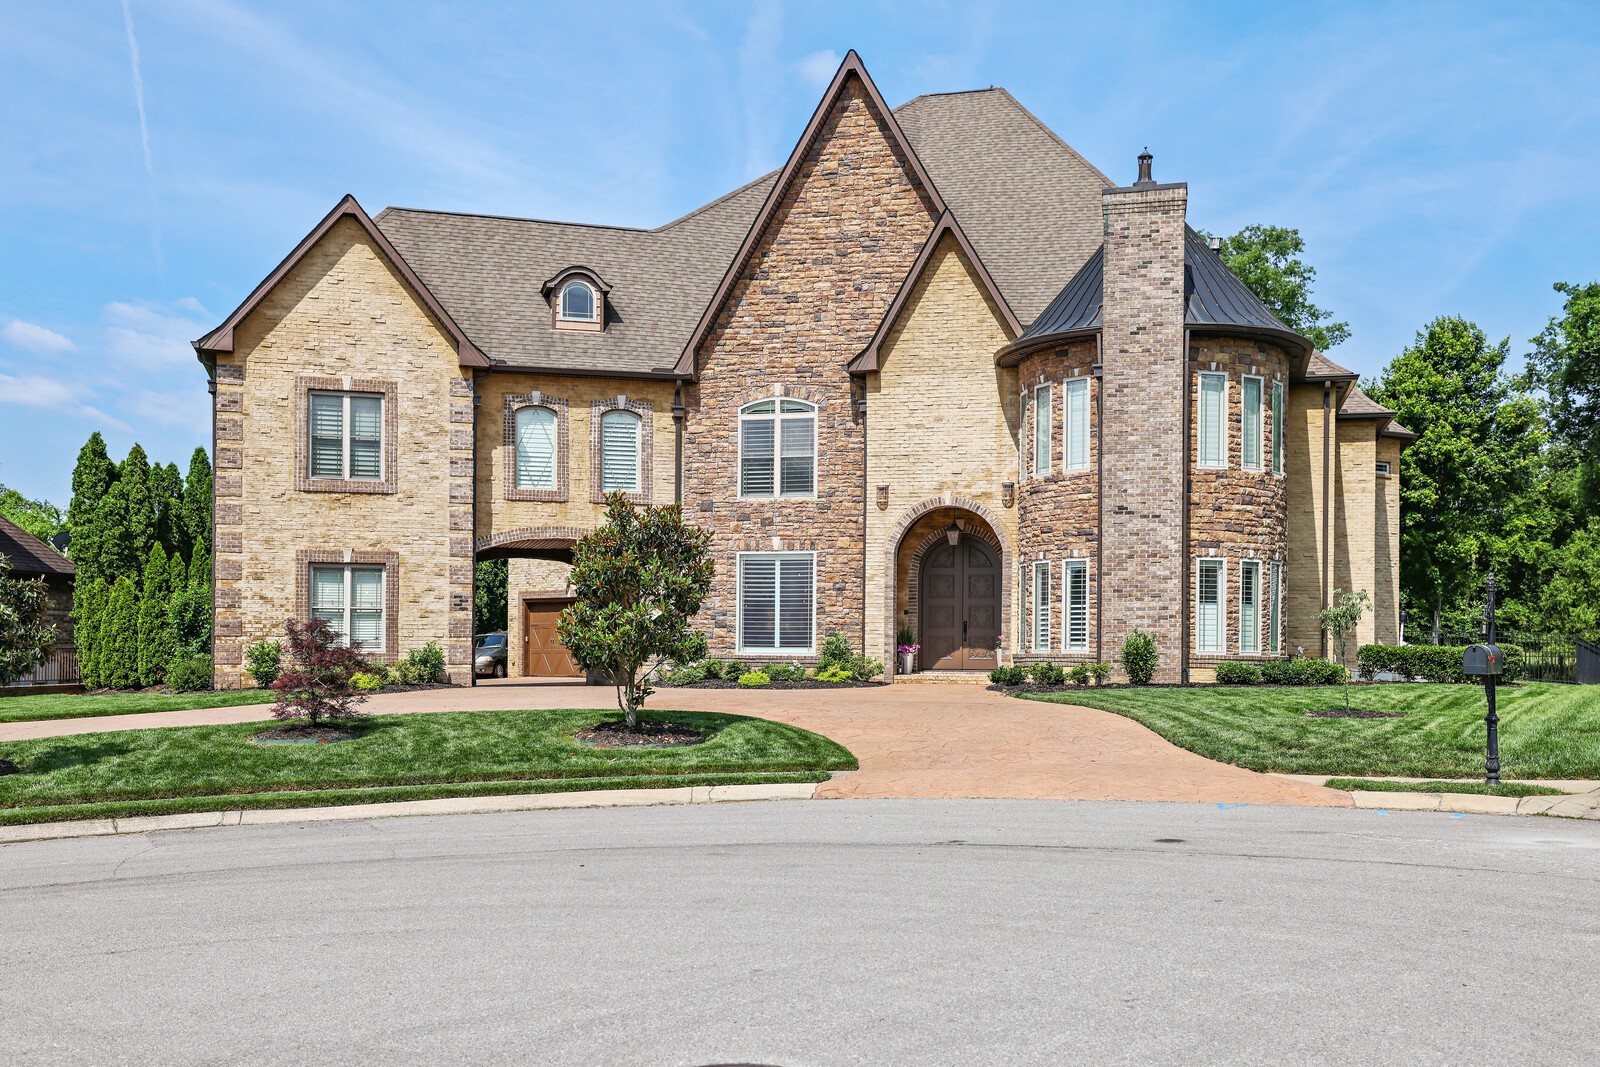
1098,152,1188,682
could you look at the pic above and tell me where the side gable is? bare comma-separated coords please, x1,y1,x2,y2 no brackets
193,194,490,368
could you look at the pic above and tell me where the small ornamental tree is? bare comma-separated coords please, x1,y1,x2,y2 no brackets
1318,588,1370,711
0,555,55,684
556,495,714,729
269,617,370,726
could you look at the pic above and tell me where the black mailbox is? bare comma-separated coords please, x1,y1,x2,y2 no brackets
1463,643,1503,677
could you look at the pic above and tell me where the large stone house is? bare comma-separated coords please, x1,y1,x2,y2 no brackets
194,52,1409,687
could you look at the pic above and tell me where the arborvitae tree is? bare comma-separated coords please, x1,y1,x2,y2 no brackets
73,577,108,688
137,543,176,687
165,550,188,604
66,432,117,585
170,545,212,656
91,478,141,584
182,448,213,554
99,576,142,690
150,461,185,556
118,444,156,570
188,545,210,588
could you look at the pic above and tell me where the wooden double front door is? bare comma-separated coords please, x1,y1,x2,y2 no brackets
522,599,583,678
919,540,1000,671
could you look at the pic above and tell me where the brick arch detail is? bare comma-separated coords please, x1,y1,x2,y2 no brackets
883,495,1013,679
475,525,592,555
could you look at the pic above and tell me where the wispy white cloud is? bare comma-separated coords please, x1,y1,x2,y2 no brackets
2,320,75,356
794,49,840,91
0,369,133,433
737,0,784,176
124,384,210,435
103,299,208,369
120,0,152,179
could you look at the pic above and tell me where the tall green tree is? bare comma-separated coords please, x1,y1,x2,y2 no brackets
182,448,212,553
0,555,55,684
0,484,64,542
66,432,117,584
1368,317,1542,641
99,576,141,690
91,478,142,584
117,444,156,571
474,558,508,633
137,543,176,687
150,461,185,555
1215,224,1351,351
73,576,108,688
1527,280,1600,508
171,545,212,656
1536,518,1600,636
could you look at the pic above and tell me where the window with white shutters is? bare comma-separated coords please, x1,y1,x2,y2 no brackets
514,406,557,490
1272,381,1285,475
1198,373,1227,468
739,399,815,498
1031,559,1051,651
1240,560,1261,653
737,553,814,654
1064,559,1088,651
309,564,386,652
1064,377,1089,472
1032,383,1052,477
1197,558,1225,653
599,410,641,493
309,391,383,481
1242,376,1263,471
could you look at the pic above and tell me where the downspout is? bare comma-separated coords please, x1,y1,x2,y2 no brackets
1180,328,1191,684
1321,381,1333,659
205,355,218,689
1093,333,1104,666
671,385,686,505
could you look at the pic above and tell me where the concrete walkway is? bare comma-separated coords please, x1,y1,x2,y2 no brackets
0,680,1347,808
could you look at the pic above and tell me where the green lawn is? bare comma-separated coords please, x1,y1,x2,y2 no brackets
1323,778,1566,798
0,709,857,825
0,689,276,724
1022,682,1600,779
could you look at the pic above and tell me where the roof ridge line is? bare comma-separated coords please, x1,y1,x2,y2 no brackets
988,87,1116,189
654,170,779,231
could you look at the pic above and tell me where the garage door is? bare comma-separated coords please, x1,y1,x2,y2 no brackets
522,599,583,678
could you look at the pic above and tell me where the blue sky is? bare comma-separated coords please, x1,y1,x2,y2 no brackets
3,1,1597,506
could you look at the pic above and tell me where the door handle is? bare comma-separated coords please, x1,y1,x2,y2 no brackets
963,620,968,639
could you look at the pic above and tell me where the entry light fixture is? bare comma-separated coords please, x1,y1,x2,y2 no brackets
945,521,962,547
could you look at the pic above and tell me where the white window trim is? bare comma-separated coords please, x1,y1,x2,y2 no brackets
1197,372,1228,469
1196,557,1226,654
1268,561,1283,654
1239,558,1262,655
310,564,386,653
1031,559,1051,652
514,405,559,491
558,279,598,322
599,408,643,493
1241,374,1265,472
1063,377,1090,473
1063,557,1089,652
1272,380,1286,475
1032,383,1052,478
308,390,383,482
1376,460,1392,476
737,399,817,500
735,551,817,656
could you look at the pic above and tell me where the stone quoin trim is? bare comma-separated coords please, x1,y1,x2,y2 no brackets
293,376,400,494
293,549,401,663
502,391,570,502
589,396,654,505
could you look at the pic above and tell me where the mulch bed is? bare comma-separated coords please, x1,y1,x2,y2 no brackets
1304,709,1404,719
0,758,17,776
575,720,707,748
661,679,885,690
374,682,460,694
251,724,361,744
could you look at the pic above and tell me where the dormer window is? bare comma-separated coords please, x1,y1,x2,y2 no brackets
543,266,609,333
560,280,596,322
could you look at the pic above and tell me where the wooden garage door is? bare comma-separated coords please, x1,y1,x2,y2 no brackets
522,599,582,678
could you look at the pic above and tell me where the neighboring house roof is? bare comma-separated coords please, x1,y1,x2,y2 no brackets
0,516,74,578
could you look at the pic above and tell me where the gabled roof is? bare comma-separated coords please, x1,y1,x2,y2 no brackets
0,516,74,578
194,195,490,368
1306,351,1359,381
1338,384,1419,443
848,211,1021,375
673,50,946,376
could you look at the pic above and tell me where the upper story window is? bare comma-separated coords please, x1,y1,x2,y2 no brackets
1063,377,1089,472
599,409,642,493
1272,381,1286,475
1197,372,1228,469
310,390,383,481
740,398,815,498
1376,460,1392,476
559,280,597,322
1031,383,1052,477
544,267,609,332
1242,375,1264,471
514,405,558,490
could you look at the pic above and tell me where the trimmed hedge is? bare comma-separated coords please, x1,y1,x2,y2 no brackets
1213,658,1348,686
1214,662,1262,685
1357,643,1524,683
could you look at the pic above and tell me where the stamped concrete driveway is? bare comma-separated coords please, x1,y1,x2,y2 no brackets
0,680,1344,808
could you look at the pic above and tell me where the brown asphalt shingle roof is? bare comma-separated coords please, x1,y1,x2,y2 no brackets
0,516,73,577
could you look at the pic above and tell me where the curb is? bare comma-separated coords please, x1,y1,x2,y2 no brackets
0,782,820,845
1343,789,1600,819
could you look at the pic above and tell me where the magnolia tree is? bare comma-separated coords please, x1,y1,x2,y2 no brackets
1318,588,1370,711
269,617,370,726
0,555,54,685
557,495,713,729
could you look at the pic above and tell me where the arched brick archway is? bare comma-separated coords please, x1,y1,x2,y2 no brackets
474,525,592,562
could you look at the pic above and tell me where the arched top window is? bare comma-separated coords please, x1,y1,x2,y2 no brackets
559,279,596,322
514,405,558,490
739,398,816,498
599,409,641,493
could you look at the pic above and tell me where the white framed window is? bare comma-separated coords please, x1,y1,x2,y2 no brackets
309,391,383,481
1196,558,1225,653
1376,461,1391,476
737,552,815,654
1272,380,1286,475
599,409,641,493
1240,559,1261,654
310,564,385,652
1031,559,1051,651
1198,373,1227,469
1032,383,1052,477
1064,558,1089,651
559,279,597,322
1064,377,1090,472
514,406,558,490
739,399,815,498
1268,561,1283,654
1242,375,1264,471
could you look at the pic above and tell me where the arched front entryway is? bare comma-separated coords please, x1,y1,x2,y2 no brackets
884,496,1012,677
474,526,591,680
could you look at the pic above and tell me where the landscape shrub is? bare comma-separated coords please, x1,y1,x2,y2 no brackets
1121,630,1159,686
269,617,369,726
848,655,884,682
816,631,881,681
665,661,709,685
815,665,853,683
244,638,283,688
1067,663,1091,686
164,653,213,692
1088,662,1112,685
395,641,446,685
1028,661,1065,686
988,665,1026,686
1356,643,1524,683
350,671,384,692
737,670,771,687
1214,661,1263,685
701,659,728,680
763,661,806,683
1259,658,1349,686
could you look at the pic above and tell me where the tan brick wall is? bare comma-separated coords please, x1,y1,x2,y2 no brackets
864,232,1019,667
213,216,473,687
504,557,573,677
1332,420,1379,660
685,78,937,663
1375,436,1403,645
1285,383,1332,657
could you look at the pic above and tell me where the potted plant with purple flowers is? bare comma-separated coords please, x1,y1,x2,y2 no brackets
896,625,919,675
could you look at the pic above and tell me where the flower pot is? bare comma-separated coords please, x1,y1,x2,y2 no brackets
899,652,916,675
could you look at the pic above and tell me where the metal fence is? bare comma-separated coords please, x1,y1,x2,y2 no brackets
1434,631,1594,684
8,645,80,687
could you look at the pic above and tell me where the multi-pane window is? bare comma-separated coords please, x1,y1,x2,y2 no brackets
739,399,815,498
310,564,385,652
1268,561,1283,654
1198,373,1227,468
1242,376,1264,471
1272,381,1285,475
1197,558,1225,653
1240,559,1261,653
309,391,382,481
560,280,596,321
514,406,557,490
737,553,814,654
1376,461,1391,476
599,410,641,493
1064,559,1089,651
1031,560,1051,651
1064,377,1089,472
1032,383,1052,477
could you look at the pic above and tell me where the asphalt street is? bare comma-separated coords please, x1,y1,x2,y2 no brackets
2,799,1597,1066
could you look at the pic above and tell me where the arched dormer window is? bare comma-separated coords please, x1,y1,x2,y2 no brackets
739,397,816,498
543,266,610,333
560,280,596,322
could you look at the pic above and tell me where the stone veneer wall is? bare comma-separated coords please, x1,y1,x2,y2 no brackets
1187,338,1290,670
211,216,473,687
864,231,1019,669
685,78,937,662
504,557,573,677
1097,181,1188,683
1015,340,1100,664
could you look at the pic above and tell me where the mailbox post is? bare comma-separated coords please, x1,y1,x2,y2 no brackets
1461,574,1502,784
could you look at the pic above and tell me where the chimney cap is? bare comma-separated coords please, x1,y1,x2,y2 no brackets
1136,147,1154,185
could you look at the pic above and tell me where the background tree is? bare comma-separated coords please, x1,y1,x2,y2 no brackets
0,484,64,542
66,432,117,584
557,496,714,728
150,461,185,555
181,448,212,553
137,543,175,687
170,545,212,657
1214,224,1351,351
116,444,156,568
474,558,508,633
1535,519,1600,636
0,555,55,684
99,576,141,690
1527,281,1600,509
74,577,108,688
